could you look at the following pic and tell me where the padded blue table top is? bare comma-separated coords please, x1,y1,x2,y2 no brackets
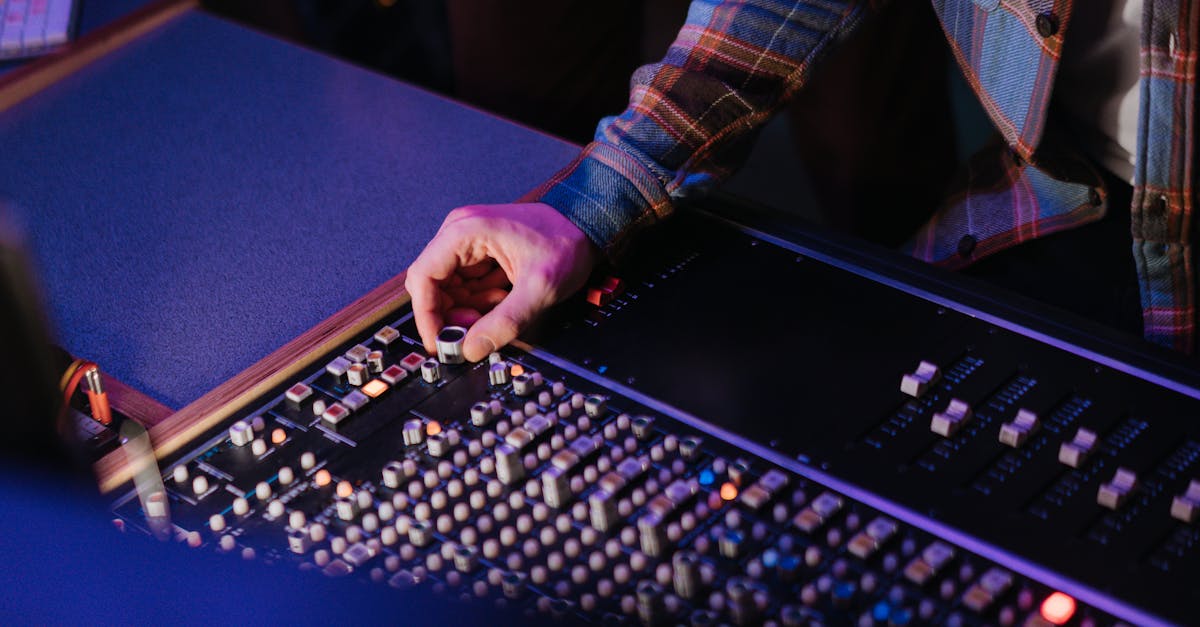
0,10,578,408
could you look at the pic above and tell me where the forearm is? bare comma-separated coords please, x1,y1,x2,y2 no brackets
532,0,871,257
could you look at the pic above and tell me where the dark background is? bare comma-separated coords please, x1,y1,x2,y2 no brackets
204,0,995,245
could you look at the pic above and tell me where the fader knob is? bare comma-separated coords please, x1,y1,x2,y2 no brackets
229,420,253,447
288,527,313,554
436,326,467,364
336,495,358,521
725,577,763,625
470,402,493,427
489,362,511,386
403,420,425,446
719,529,745,559
367,350,385,373
421,359,442,384
636,580,665,626
1097,468,1138,510
930,399,972,437
513,373,534,396
382,461,406,488
672,551,699,598
584,395,608,418
1171,479,1200,523
453,544,480,572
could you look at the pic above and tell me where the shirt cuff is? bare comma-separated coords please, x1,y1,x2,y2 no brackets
531,141,672,260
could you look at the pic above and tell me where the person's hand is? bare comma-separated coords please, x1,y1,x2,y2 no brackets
405,202,598,362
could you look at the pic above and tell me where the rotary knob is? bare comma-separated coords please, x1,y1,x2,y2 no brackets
436,326,467,364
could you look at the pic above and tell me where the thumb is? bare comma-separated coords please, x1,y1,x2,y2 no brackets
462,281,542,362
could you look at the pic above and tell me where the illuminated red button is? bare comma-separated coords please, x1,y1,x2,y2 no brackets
381,364,407,384
322,402,350,425
1040,592,1076,625
399,352,426,372
599,276,624,295
585,276,625,307
586,288,614,307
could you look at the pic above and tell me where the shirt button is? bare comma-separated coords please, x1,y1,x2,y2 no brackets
957,234,977,258
1036,13,1059,38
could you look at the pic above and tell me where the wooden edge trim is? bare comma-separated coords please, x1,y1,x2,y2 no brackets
101,372,175,428
94,271,412,493
0,0,198,113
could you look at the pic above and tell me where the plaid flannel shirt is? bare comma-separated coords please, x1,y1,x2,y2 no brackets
531,0,1198,353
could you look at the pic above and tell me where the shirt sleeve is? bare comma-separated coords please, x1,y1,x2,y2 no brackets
529,0,870,258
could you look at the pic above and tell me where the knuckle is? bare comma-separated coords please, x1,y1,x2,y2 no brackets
405,261,431,285
440,218,477,243
403,271,421,292
446,205,485,222
403,277,422,299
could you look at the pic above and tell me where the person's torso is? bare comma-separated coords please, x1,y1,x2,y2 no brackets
906,0,1196,353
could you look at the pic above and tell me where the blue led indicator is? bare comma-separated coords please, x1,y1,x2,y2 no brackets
698,469,715,486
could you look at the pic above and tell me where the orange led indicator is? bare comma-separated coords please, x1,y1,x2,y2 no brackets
271,428,287,445
336,480,354,498
720,482,738,501
509,364,526,377
1040,592,1076,625
362,379,388,398
426,421,442,437
314,469,331,487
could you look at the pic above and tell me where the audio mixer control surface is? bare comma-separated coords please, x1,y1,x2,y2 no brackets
110,207,1200,626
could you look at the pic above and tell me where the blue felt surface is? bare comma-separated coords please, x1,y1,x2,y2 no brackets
0,10,578,408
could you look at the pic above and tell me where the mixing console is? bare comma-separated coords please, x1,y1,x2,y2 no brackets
109,206,1200,626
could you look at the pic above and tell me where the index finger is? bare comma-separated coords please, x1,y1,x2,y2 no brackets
405,234,466,353
404,264,446,355
405,224,494,353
